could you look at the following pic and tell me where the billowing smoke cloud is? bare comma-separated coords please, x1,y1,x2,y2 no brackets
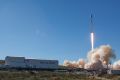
63,45,116,70
84,60,103,70
63,59,85,68
88,45,116,64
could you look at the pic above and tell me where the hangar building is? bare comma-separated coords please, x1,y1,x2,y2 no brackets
5,56,58,69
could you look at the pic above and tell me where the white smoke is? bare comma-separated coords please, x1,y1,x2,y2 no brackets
63,59,85,68
84,60,103,70
63,45,116,70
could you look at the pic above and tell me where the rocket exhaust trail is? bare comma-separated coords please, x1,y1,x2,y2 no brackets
91,32,94,51
90,14,94,51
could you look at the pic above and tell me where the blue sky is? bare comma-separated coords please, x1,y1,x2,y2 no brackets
0,0,120,64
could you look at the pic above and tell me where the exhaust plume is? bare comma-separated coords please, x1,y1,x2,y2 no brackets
63,59,85,68
85,45,115,70
63,45,116,70
91,32,94,51
88,45,116,64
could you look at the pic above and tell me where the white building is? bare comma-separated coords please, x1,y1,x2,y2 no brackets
25,59,58,69
5,56,26,68
5,56,58,69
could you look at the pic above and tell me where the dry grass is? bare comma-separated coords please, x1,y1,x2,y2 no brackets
0,70,119,80
98,74,120,80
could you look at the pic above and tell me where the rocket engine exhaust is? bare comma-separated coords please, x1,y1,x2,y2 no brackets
91,32,94,51
63,45,116,70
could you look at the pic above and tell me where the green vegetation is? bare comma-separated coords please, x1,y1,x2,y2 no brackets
0,70,119,80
